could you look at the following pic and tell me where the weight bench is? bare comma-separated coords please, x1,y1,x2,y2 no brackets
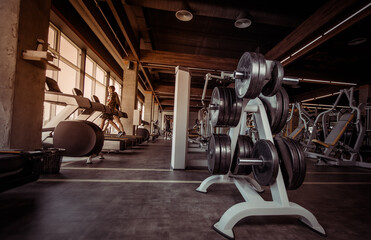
0,150,43,192
311,113,354,158
289,121,305,140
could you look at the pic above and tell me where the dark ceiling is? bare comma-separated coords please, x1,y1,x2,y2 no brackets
53,0,371,111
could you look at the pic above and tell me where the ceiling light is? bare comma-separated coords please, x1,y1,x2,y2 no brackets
235,18,251,28
175,9,193,21
235,11,251,29
348,37,367,46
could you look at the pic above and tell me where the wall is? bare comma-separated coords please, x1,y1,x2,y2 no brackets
0,0,51,150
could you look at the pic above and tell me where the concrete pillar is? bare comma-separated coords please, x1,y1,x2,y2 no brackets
0,0,51,150
143,90,153,132
153,102,159,122
171,66,191,169
121,61,138,135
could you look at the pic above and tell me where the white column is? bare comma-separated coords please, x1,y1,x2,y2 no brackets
171,66,191,169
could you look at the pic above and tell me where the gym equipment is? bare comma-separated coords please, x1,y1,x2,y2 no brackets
209,87,242,127
286,102,316,142
197,51,325,239
305,87,368,168
258,87,290,134
234,52,298,99
136,128,150,142
0,150,43,192
53,120,104,163
274,136,306,190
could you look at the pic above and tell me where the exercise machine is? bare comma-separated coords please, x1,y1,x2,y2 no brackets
305,87,368,168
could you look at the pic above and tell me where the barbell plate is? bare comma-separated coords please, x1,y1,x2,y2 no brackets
259,92,281,133
275,87,290,134
209,87,227,127
252,139,279,186
256,53,267,97
262,61,284,97
272,90,283,134
274,136,295,189
224,134,232,174
282,137,301,189
222,88,231,126
232,92,243,126
218,134,229,174
231,135,253,175
207,134,220,174
289,138,307,189
242,135,253,175
235,52,261,99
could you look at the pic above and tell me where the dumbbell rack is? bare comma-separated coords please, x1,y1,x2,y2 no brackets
196,97,326,239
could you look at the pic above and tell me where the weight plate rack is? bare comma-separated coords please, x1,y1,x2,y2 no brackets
197,51,326,239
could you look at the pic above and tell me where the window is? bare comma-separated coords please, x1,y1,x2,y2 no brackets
84,56,107,103
43,24,81,125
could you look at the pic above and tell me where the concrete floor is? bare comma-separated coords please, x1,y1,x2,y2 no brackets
0,139,371,240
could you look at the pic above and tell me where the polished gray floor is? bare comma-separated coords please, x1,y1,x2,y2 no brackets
1,139,371,240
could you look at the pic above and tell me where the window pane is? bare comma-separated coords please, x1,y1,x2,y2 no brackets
109,77,114,87
84,76,93,99
96,66,105,84
85,57,94,76
48,27,56,49
43,102,51,125
58,61,77,94
46,70,53,78
95,82,106,104
60,35,78,65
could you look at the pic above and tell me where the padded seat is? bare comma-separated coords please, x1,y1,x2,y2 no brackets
0,151,43,192
312,113,354,148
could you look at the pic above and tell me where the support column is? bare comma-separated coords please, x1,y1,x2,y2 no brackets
171,66,191,169
153,102,159,122
0,0,51,150
121,61,138,135
143,90,153,133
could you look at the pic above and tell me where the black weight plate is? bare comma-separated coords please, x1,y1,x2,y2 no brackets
289,138,307,189
282,137,300,189
218,134,228,174
259,93,281,132
231,136,245,174
274,136,295,189
262,61,284,97
252,140,279,186
207,134,220,174
228,88,237,126
233,95,243,126
231,136,253,175
235,52,260,99
222,88,231,126
275,87,290,134
272,90,283,134
251,52,265,99
210,87,227,127
209,87,221,127
242,135,253,175
223,134,232,174
256,53,267,97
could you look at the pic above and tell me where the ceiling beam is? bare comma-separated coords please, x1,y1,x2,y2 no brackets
154,85,212,97
265,0,361,62
106,0,163,111
140,50,239,72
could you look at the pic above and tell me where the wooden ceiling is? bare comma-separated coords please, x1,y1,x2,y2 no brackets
53,0,371,111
